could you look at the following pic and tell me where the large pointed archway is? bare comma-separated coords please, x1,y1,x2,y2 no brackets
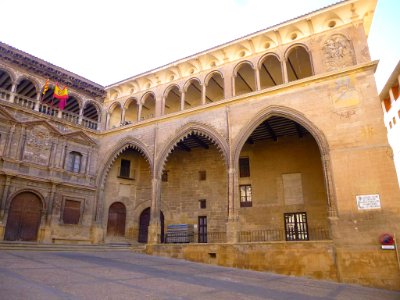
157,124,229,243
233,106,334,242
96,138,153,242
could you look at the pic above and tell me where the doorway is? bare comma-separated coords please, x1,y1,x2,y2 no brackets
5,192,42,241
107,202,126,237
138,207,164,243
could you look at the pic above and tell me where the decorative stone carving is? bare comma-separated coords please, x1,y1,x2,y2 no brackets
23,126,52,165
323,34,356,71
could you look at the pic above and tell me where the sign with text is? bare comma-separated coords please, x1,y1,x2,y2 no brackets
356,194,381,210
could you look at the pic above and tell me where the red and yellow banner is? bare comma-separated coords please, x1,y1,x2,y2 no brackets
53,83,69,110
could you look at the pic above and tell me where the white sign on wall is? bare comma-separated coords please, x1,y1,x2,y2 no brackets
356,194,381,210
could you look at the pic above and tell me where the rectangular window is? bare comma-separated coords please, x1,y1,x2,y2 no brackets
198,216,207,243
240,184,252,207
284,212,308,241
63,200,81,225
239,157,250,177
67,151,82,173
199,170,206,181
199,199,206,209
119,159,131,178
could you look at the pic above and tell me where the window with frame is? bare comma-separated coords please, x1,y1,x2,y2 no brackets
199,170,206,181
199,199,206,209
67,151,82,173
119,159,131,178
240,184,252,207
62,200,82,225
284,212,308,241
239,157,250,177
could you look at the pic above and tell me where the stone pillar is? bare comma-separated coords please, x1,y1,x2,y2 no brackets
46,183,57,225
57,109,63,119
105,113,110,130
282,59,289,84
0,176,11,220
148,177,161,244
226,167,240,243
34,93,41,111
78,106,84,125
85,147,92,175
16,125,26,160
201,84,206,105
121,108,126,125
180,91,185,110
255,68,261,91
5,125,16,157
9,84,16,103
91,186,105,244
138,104,143,122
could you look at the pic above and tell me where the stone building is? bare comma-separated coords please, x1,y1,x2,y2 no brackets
0,0,399,290
380,61,400,187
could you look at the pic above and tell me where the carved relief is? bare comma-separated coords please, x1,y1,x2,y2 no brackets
23,126,52,165
323,34,356,71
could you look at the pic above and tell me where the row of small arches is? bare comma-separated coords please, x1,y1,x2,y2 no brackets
0,69,101,123
107,45,313,129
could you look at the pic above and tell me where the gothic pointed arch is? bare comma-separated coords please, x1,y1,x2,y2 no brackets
233,105,336,216
156,122,228,178
97,137,153,188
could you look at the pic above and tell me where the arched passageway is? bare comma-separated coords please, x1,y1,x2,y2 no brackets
102,142,152,242
138,208,164,243
5,192,42,241
164,86,181,115
235,62,256,96
160,130,228,243
107,202,126,237
184,79,202,109
124,98,139,124
259,55,283,89
83,102,100,129
109,103,122,128
205,72,224,103
236,115,329,242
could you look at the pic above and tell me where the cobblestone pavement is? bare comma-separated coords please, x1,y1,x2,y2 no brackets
0,251,399,300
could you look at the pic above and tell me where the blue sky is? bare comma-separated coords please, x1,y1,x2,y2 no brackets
0,0,398,91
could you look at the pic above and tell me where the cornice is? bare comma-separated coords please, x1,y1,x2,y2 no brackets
0,42,106,99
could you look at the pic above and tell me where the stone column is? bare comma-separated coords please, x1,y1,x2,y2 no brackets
255,68,261,91
121,108,126,125
0,176,11,220
282,59,289,84
180,91,185,110
9,84,16,103
148,177,161,244
5,125,16,157
105,113,110,130
46,183,57,225
226,167,240,243
34,93,41,111
138,104,143,122
78,106,84,125
16,125,26,160
85,147,92,175
201,84,206,105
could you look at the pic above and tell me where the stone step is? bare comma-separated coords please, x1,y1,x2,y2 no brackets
0,242,146,253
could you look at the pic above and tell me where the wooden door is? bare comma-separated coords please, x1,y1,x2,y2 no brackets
138,208,164,243
198,216,207,243
5,192,42,241
107,202,126,237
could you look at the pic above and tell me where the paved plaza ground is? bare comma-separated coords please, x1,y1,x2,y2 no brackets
0,250,399,300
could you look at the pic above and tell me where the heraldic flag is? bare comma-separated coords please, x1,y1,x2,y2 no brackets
53,83,69,110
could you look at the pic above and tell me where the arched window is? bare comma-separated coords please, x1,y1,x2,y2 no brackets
164,86,181,115
184,79,202,109
0,69,13,101
124,98,139,123
234,62,256,96
141,93,156,121
83,102,100,130
14,78,37,110
286,46,313,82
109,103,122,128
62,96,80,125
205,72,224,102
67,151,82,173
259,55,283,89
